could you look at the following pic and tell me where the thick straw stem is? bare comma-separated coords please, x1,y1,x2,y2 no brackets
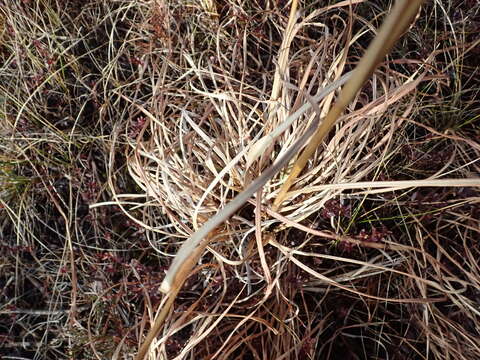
135,1,425,358
272,0,425,210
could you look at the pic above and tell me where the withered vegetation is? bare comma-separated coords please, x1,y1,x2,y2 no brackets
1,1,479,359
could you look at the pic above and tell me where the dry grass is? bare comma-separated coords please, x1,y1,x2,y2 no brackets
1,0,479,359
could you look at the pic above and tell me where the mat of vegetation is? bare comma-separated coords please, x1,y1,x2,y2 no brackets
1,1,479,359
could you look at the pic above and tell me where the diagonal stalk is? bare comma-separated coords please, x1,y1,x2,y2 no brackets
135,1,425,358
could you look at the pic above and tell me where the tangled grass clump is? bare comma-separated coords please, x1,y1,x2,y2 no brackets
0,0,479,359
